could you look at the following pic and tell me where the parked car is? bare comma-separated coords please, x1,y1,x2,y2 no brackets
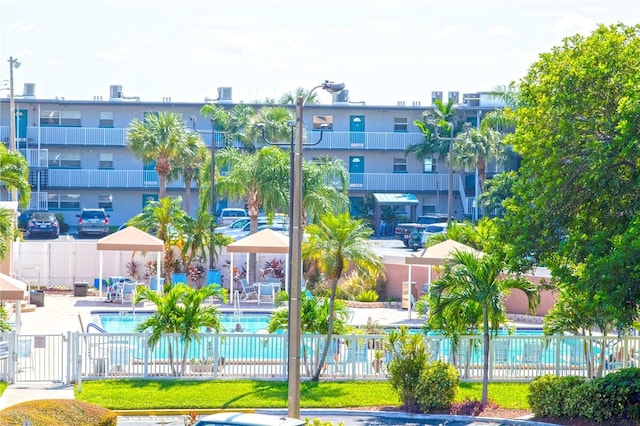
214,218,251,234
223,220,289,241
76,208,110,238
25,211,60,239
419,222,449,246
218,208,249,226
194,412,304,426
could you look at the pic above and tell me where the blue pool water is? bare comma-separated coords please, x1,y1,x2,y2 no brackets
98,311,272,334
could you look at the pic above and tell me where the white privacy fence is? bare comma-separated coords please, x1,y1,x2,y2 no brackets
1,332,638,385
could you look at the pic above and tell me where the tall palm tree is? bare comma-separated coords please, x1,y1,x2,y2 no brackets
301,156,349,225
168,132,208,215
134,283,227,376
216,146,289,282
430,250,539,406
245,106,295,150
279,88,320,105
200,103,255,148
302,212,385,381
127,112,190,199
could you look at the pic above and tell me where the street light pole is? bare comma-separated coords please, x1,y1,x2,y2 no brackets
288,81,344,419
8,56,20,202
190,116,216,270
447,124,454,225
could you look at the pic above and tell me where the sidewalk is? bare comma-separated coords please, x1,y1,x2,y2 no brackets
0,382,74,410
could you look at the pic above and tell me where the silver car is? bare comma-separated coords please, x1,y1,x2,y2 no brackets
76,208,110,238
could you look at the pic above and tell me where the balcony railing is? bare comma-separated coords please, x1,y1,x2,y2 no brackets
48,169,185,189
0,126,427,151
19,148,48,168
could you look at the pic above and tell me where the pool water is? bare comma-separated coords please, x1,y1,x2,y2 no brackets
98,311,272,334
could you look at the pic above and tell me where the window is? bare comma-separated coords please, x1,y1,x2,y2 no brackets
48,193,81,210
99,153,113,169
394,117,408,132
49,152,81,168
40,110,81,126
393,157,407,173
98,195,113,210
423,157,436,173
312,115,333,130
99,112,114,128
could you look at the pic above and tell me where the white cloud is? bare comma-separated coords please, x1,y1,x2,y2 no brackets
485,25,515,36
552,11,596,35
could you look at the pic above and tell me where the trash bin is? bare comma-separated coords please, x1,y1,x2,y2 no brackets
29,290,45,307
74,281,88,297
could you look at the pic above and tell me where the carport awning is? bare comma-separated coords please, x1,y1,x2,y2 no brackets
373,193,418,205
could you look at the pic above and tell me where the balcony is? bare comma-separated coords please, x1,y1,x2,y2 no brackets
1,126,426,151
20,148,48,168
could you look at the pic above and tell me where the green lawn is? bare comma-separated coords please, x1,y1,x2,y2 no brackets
75,380,530,411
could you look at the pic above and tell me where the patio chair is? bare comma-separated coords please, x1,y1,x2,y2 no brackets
492,339,512,368
257,282,276,305
520,341,544,367
238,279,257,301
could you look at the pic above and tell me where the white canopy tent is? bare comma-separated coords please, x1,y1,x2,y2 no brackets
225,229,289,303
96,226,164,298
404,239,484,319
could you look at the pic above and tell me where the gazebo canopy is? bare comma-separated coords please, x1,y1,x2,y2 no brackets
226,228,289,254
405,239,483,265
0,273,26,301
97,226,164,252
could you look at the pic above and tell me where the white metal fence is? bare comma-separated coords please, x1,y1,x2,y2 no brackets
2,331,638,385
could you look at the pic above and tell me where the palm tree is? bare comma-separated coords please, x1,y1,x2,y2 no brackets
302,212,385,381
0,145,30,259
301,156,349,226
268,291,351,377
134,284,227,376
279,88,320,105
216,146,289,282
127,112,191,199
430,250,539,406
128,197,190,286
199,103,255,148
168,132,208,215
245,106,295,150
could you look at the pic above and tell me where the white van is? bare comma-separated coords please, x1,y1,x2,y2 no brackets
218,208,249,226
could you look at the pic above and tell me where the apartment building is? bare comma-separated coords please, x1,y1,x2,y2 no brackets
0,85,508,230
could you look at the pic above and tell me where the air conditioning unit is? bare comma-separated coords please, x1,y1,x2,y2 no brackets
217,87,232,104
110,85,123,100
23,83,36,98
448,91,459,104
431,91,443,104
333,90,349,103
463,93,480,107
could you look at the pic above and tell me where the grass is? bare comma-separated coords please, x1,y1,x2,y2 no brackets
75,379,530,411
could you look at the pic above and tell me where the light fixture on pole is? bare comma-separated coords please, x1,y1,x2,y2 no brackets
288,80,344,419
8,56,21,202
190,116,216,270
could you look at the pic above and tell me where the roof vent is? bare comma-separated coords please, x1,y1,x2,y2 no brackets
431,91,443,104
448,91,459,104
332,90,349,103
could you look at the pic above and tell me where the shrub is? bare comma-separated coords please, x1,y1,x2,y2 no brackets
528,375,584,417
386,327,430,412
357,289,379,302
417,360,459,412
579,368,640,422
0,399,117,425
450,398,498,416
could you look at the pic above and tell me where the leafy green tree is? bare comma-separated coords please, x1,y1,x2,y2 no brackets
478,171,518,217
134,284,227,376
127,112,191,199
498,23,640,327
429,250,539,406
0,145,31,208
302,212,385,381
168,132,207,215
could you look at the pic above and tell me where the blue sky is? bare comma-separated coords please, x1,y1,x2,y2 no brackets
1,0,638,106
